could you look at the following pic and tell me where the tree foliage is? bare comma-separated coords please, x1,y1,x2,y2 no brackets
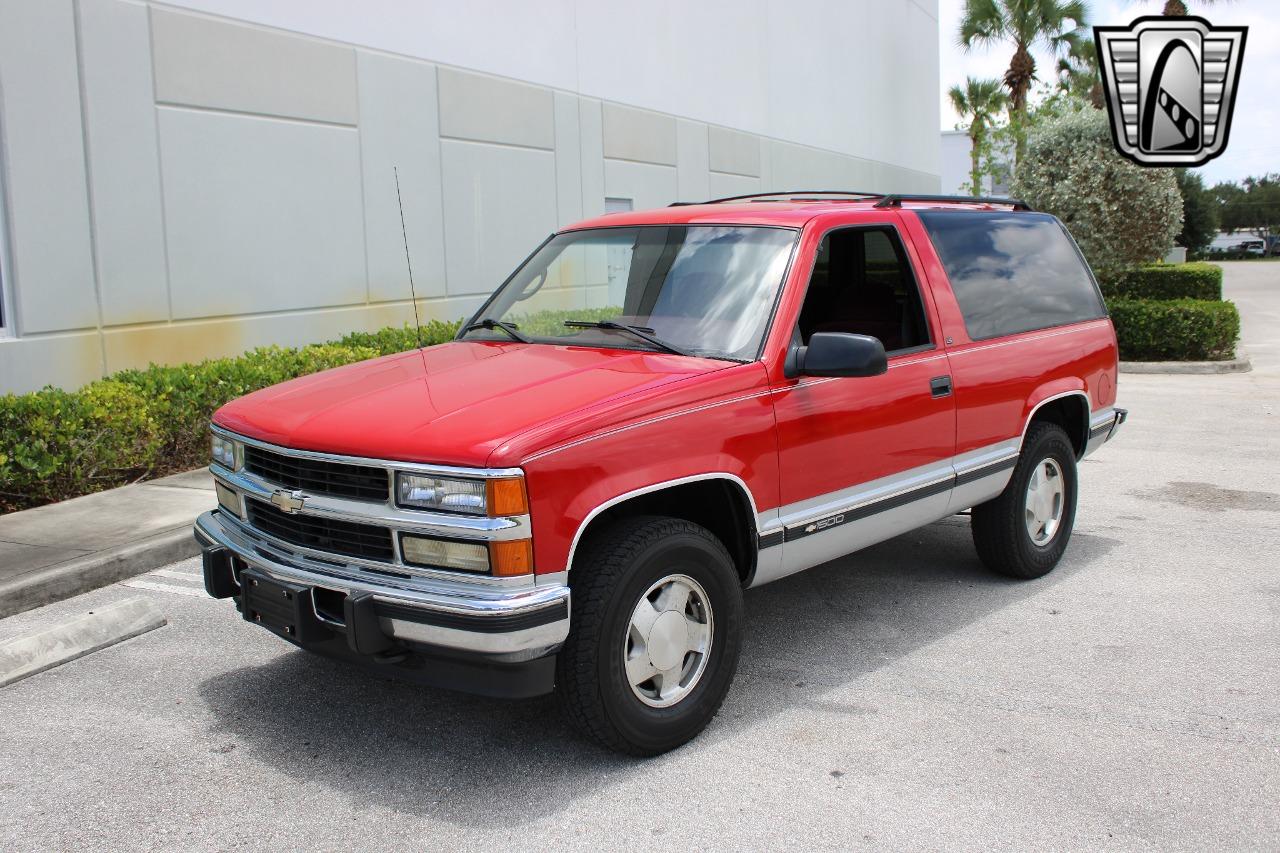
1056,38,1104,109
1174,170,1219,254
949,77,1008,195
1212,174,1280,238
958,0,1089,164
1162,0,1226,16
1011,107,1182,273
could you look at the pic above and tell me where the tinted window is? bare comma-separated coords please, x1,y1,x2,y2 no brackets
918,211,1105,341
796,227,930,354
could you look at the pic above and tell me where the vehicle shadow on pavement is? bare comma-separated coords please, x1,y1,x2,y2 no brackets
196,517,1118,826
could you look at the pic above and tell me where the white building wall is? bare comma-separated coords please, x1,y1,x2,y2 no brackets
940,129,1012,198
941,131,977,195
0,0,941,393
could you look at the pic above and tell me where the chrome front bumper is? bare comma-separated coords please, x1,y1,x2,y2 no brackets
194,509,570,660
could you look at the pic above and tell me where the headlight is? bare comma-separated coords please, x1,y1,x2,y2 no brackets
395,473,528,517
396,474,487,514
211,435,242,470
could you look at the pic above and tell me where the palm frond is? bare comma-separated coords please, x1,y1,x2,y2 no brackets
958,0,1008,50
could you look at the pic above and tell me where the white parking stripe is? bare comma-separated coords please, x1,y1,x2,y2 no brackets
151,569,201,583
121,579,206,598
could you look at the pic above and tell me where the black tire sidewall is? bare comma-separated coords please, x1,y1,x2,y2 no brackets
594,529,742,753
1012,426,1079,574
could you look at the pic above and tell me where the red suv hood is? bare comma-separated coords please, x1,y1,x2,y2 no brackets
213,341,735,467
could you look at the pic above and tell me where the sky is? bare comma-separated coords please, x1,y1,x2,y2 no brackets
938,0,1278,185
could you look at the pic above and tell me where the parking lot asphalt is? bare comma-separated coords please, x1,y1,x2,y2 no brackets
1,263,1277,851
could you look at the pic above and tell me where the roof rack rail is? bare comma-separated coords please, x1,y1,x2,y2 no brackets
873,194,1034,211
669,190,886,207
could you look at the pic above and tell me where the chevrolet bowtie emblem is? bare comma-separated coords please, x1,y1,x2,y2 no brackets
1095,15,1247,167
270,489,307,514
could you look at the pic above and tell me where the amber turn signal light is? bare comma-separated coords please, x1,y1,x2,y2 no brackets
486,477,529,517
489,539,534,577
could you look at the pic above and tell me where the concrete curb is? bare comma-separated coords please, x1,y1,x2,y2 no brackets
1120,352,1252,374
0,528,199,621
0,596,166,688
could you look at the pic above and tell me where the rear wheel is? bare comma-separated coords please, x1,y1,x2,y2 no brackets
971,422,1078,580
556,516,743,755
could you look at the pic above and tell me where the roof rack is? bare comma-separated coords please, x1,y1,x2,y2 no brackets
669,190,886,207
873,194,1034,211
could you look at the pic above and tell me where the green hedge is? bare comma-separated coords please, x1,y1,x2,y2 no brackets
0,320,461,513
0,381,162,510
1099,262,1223,301
1108,298,1239,362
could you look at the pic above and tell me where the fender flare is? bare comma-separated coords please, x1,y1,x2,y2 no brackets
1019,388,1092,457
564,472,761,574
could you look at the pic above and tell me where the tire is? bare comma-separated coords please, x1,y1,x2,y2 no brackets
971,421,1079,580
556,515,743,756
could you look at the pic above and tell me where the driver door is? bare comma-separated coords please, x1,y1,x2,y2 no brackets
770,223,956,575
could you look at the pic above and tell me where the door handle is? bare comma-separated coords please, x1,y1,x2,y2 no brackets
930,375,952,398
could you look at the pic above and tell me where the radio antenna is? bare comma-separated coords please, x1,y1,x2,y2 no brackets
393,166,425,351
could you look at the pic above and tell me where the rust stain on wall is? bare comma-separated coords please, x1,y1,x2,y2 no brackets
103,320,247,373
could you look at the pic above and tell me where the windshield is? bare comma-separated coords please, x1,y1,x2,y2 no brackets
461,225,797,360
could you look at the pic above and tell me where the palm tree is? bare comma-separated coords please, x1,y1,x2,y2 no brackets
949,78,1008,195
1057,39,1103,109
959,0,1089,163
1161,1,1224,16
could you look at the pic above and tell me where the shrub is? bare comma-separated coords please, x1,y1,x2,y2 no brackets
0,323,438,513
337,318,460,355
509,306,621,336
1108,298,1239,361
1099,262,1223,301
1011,107,1183,274
0,381,161,510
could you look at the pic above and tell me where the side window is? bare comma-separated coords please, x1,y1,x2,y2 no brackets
917,210,1106,341
796,227,931,354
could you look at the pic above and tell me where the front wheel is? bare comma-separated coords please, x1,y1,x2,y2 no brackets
556,516,743,755
971,422,1079,580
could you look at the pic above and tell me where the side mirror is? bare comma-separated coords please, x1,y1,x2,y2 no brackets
788,332,887,378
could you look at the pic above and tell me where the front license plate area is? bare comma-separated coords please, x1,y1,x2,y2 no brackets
240,569,326,642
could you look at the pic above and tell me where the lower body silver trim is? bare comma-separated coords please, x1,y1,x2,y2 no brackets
749,435,1033,588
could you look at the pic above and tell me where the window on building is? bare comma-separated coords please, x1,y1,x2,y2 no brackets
796,226,931,354
917,210,1106,341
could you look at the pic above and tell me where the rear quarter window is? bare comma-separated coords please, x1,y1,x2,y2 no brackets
917,210,1106,341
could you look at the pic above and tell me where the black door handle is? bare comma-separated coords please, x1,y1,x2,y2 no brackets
930,375,952,398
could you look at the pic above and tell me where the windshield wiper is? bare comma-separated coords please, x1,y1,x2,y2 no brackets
563,320,693,357
463,318,532,343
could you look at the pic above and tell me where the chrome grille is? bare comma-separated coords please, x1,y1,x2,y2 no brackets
246,498,394,562
244,445,389,501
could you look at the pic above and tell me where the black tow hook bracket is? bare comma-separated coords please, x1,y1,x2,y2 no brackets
201,546,239,599
344,593,397,656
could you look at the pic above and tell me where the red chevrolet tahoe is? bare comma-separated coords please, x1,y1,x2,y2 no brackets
196,191,1126,755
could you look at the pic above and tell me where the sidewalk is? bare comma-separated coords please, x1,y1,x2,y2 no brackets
0,469,211,619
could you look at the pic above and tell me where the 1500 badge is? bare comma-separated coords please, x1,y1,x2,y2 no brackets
805,514,846,534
